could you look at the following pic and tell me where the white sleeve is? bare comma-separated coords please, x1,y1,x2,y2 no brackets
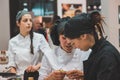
38,35,59,70
7,41,16,68
38,56,52,80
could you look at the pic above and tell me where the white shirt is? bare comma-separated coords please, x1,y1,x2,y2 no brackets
7,32,51,75
39,46,91,80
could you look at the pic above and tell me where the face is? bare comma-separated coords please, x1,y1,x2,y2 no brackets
59,35,73,53
33,16,43,30
66,34,91,51
45,22,53,28
17,14,32,35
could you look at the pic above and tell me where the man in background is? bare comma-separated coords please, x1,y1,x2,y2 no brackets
33,16,46,38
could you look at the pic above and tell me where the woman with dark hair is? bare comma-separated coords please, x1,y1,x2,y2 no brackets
64,10,120,80
7,10,52,78
38,17,91,80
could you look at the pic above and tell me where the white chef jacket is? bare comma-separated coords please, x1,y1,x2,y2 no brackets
7,32,51,75
38,46,91,80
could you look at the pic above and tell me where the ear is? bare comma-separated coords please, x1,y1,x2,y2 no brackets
16,21,20,27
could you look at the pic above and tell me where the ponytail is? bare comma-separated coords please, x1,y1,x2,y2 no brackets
89,10,105,38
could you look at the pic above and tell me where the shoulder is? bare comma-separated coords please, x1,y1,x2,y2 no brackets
33,32,44,38
9,34,19,45
33,32,46,41
51,46,61,56
96,41,120,65
101,41,120,57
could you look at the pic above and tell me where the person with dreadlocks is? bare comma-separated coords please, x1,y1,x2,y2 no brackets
7,10,51,78
64,10,120,80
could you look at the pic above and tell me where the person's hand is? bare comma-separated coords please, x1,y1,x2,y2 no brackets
25,65,38,72
44,70,66,80
66,70,84,80
9,67,17,74
26,63,41,72
25,65,32,72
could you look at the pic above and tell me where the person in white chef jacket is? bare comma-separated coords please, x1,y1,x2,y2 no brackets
7,10,53,78
38,17,91,80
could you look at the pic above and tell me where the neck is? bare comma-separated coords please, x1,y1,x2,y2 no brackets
20,32,29,37
90,35,95,48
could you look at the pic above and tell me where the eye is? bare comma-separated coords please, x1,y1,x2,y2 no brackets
30,19,32,22
23,18,32,23
23,19,28,22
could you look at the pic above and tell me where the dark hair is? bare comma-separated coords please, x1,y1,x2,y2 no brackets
16,10,34,54
64,10,105,41
30,28,34,54
50,17,70,46
52,15,61,24
74,9,82,15
16,10,30,21
89,10,105,37
73,4,82,8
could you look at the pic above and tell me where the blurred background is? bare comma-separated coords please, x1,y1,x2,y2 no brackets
0,0,120,52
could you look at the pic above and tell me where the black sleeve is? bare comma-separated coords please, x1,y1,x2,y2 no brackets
97,51,120,80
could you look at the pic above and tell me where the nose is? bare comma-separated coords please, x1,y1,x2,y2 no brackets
66,38,71,43
27,20,32,25
66,38,73,46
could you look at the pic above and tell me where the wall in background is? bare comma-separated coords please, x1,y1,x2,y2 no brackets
101,0,120,51
0,0,119,51
57,0,86,17
0,0,10,50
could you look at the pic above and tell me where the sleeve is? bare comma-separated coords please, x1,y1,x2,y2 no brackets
97,51,119,80
38,34,51,52
38,56,52,80
7,41,16,68
38,35,59,70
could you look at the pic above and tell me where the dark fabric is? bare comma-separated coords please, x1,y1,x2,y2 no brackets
83,38,120,80
24,71,39,80
35,28,46,38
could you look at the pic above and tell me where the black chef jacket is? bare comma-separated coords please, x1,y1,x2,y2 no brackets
83,38,120,80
